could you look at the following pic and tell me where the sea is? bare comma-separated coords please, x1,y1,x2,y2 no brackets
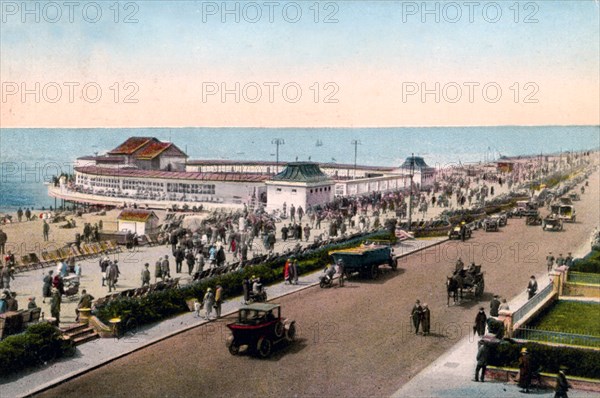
0,126,598,213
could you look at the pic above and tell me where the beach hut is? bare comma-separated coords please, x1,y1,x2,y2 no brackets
117,209,159,235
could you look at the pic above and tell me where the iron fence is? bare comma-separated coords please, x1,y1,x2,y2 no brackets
513,284,555,325
515,327,600,348
567,272,600,285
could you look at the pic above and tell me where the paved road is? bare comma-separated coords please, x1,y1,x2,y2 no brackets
35,174,599,398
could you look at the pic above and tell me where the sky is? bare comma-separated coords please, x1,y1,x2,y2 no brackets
1,0,599,127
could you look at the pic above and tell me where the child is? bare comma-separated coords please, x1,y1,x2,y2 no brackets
193,300,202,318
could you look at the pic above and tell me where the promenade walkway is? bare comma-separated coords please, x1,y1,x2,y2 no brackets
1,238,446,398
392,236,598,398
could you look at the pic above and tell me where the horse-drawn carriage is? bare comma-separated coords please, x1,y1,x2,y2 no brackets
447,263,485,306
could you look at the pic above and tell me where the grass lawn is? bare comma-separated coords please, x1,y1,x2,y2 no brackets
529,301,600,336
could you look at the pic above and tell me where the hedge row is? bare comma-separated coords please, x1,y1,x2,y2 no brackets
571,250,600,274
0,323,74,376
96,230,396,327
488,340,600,379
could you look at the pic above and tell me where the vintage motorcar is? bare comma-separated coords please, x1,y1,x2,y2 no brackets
524,210,542,226
513,201,537,217
551,204,576,223
448,224,471,240
542,215,563,231
329,244,395,279
495,213,508,227
483,217,499,232
569,193,581,201
226,303,296,358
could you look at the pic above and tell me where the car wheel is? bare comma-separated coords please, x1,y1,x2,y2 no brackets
274,321,285,339
370,264,379,279
390,259,397,271
228,339,240,356
257,337,272,358
285,322,297,342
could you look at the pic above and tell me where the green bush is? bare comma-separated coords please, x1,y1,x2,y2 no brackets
488,341,600,379
571,250,600,274
0,322,74,376
97,230,395,326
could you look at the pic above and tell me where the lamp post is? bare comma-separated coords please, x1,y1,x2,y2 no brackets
351,140,361,179
407,153,415,231
271,138,285,174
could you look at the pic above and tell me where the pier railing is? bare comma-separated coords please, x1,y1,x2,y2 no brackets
512,284,555,325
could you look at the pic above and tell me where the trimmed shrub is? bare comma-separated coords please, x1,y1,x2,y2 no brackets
571,250,600,274
0,322,74,376
96,230,395,326
488,340,600,379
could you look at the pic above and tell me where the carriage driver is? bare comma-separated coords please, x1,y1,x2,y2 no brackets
455,258,465,274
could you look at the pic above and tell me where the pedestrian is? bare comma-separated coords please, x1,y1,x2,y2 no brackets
474,340,489,382
203,287,215,320
421,303,431,336
174,246,184,273
564,252,574,268
554,366,571,398
76,289,94,321
28,297,38,309
214,285,223,318
284,258,291,284
6,292,18,311
17,208,23,222
336,258,345,287
74,263,82,277
155,257,163,282
43,220,50,241
42,270,53,303
490,294,501,317
304,223,311,242
499,298,510,311
141,263,151,287
518,347,532,393
556,253,565,267
410,299,423,335
25,208,31,221
291,258,299,285
0,292,7,314
242,276,250,304
193,300,202,318
546,252,555,272
100,257,109,287
527,276,538,299
185,249,196,275
474,307,487,337
106,261,119,292
161,255,171,280
0,228,7,255
0,265,12,290
50,288,62,324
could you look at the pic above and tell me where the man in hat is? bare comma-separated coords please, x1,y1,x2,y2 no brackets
564,252,574,268
421,303,431,336
554,366,571,398
6,292,18,311
556,253,565,268
518,347,532,393
141,263,151,287
474,339,489,382
546,252,555,272
527,276,538,300
106,261,119,292
474,307,487,337
411,300,423,335
161,255,171,280
490,295,501,317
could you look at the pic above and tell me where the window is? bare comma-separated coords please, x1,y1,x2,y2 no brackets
276,188,282,192
292,189,297,193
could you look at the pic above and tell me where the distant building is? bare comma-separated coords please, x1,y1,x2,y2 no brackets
77,137,188,171
117,209,160,235
397,156,436,189
265,162,334,211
